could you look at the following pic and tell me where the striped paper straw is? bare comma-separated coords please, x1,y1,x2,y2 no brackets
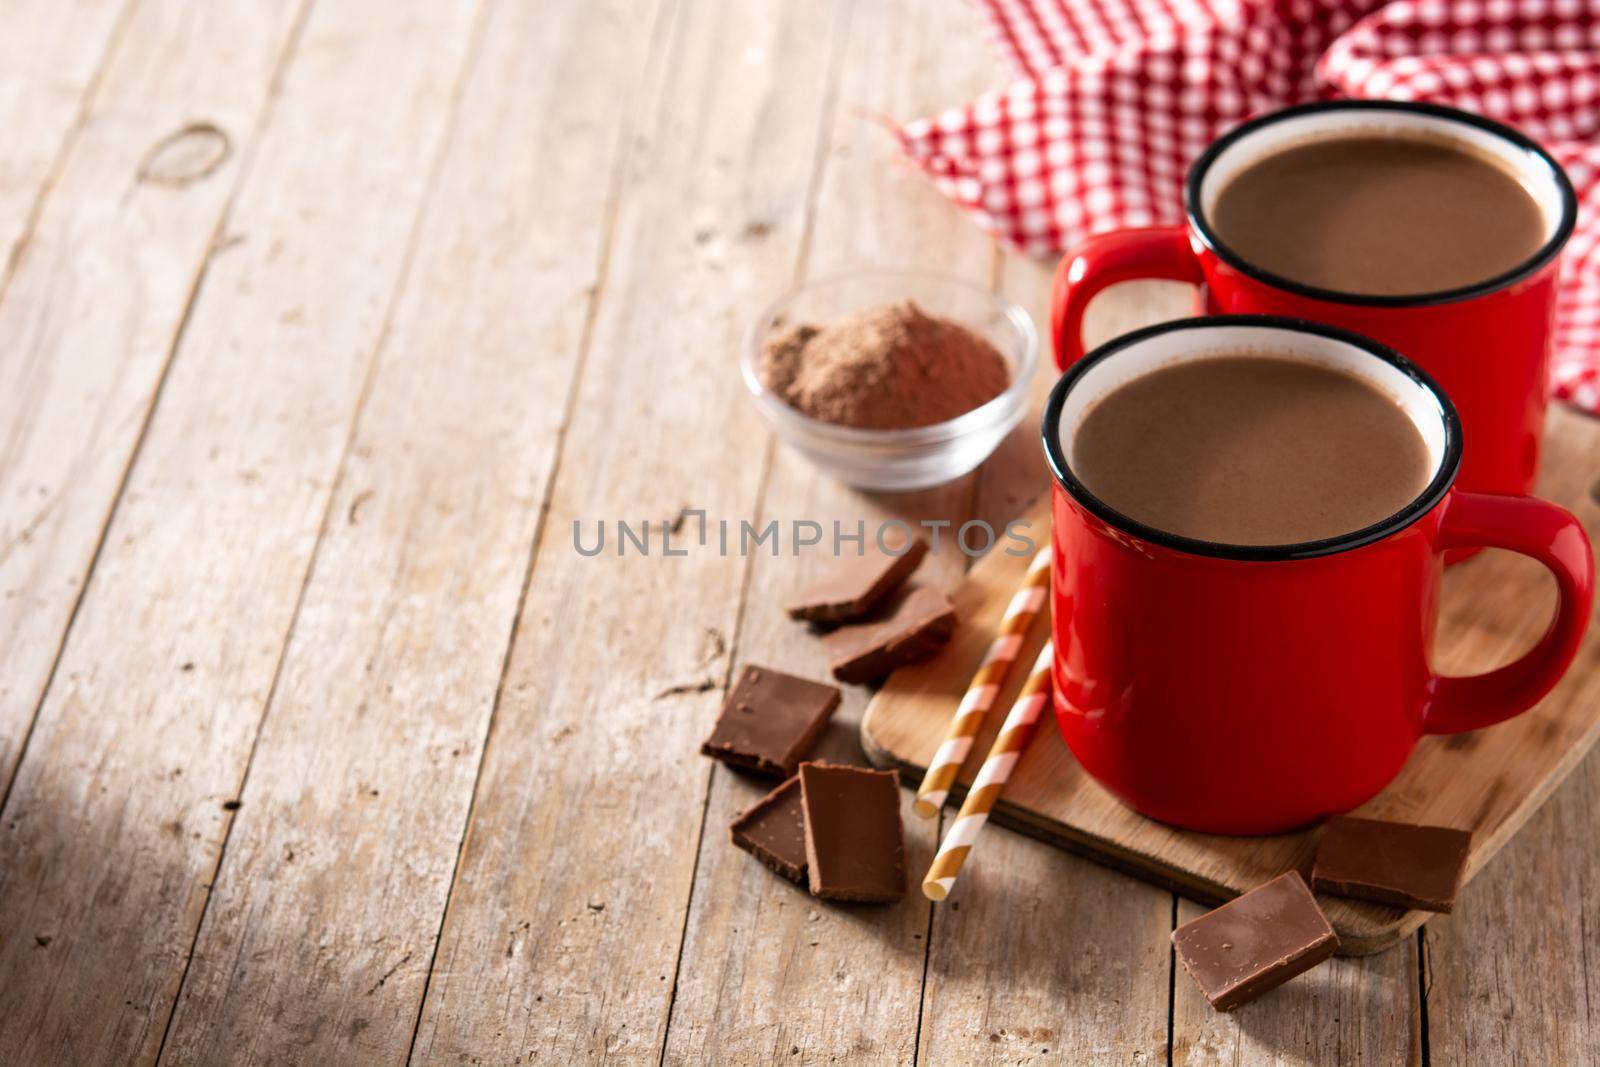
922,642,1053,902
912,545,1051,819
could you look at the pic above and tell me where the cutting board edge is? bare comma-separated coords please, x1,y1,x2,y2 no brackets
865,691,1426,956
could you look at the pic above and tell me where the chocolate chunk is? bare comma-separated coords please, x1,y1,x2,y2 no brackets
798,762,906,903
700,665,840,778
1311,816,1472,913
787,533,929,623
729,777,808,884
821,585,957,684
1173,871,1338,1012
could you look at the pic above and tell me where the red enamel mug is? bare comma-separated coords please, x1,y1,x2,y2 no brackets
1052,101,1577,499
1041,317,1593,835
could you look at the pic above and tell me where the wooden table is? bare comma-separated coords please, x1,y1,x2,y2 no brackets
0,2,1594,1064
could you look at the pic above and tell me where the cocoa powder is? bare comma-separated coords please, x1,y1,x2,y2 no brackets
761,301,1010,430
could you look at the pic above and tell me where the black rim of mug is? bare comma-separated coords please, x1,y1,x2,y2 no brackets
1184,99,1579,308
1040,314,1465,562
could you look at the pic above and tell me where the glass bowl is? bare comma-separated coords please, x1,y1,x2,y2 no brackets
741,271,1038,491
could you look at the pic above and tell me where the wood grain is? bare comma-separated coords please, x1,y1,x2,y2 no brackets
919,834,1173,1067
0,0,303,802
1425,746,1600,1066
865,405,1600,956
155,2,666,1063
0,2,483,1061
406,2,849,1060
661,0,997,1059
0,0,130,282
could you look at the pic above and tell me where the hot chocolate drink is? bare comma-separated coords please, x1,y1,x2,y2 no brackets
1069,353,1431,546
1210,134,1546,296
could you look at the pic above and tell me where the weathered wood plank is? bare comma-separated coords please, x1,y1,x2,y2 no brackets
660,0,999,1059
1425,746,1600,1066
0,0,303,804
922,861,1172,1065
800,3,997,280
915,263,1179,1066
0,2,485,1061
0,0,130,281
407,1,850,1060
156,3,663,1063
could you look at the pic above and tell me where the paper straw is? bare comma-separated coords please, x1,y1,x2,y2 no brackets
912,545,1051,819
922,642,1053,902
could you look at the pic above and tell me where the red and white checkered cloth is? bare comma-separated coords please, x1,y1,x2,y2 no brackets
900,0,1600,411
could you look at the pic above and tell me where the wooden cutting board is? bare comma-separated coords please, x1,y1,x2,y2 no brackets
862,405,1600,955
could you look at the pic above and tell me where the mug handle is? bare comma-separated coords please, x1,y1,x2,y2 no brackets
1050,225,1205,371
1424,491,1595,734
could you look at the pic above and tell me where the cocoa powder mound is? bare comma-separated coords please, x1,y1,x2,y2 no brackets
761,300,1010,430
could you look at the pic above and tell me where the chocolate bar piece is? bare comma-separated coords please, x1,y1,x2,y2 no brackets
798,762,906,903
1173,871,1339,1012
1311,816,1471,913
787,533,929,623
729,776,808,884
700,665,840,777
821,585,957,684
